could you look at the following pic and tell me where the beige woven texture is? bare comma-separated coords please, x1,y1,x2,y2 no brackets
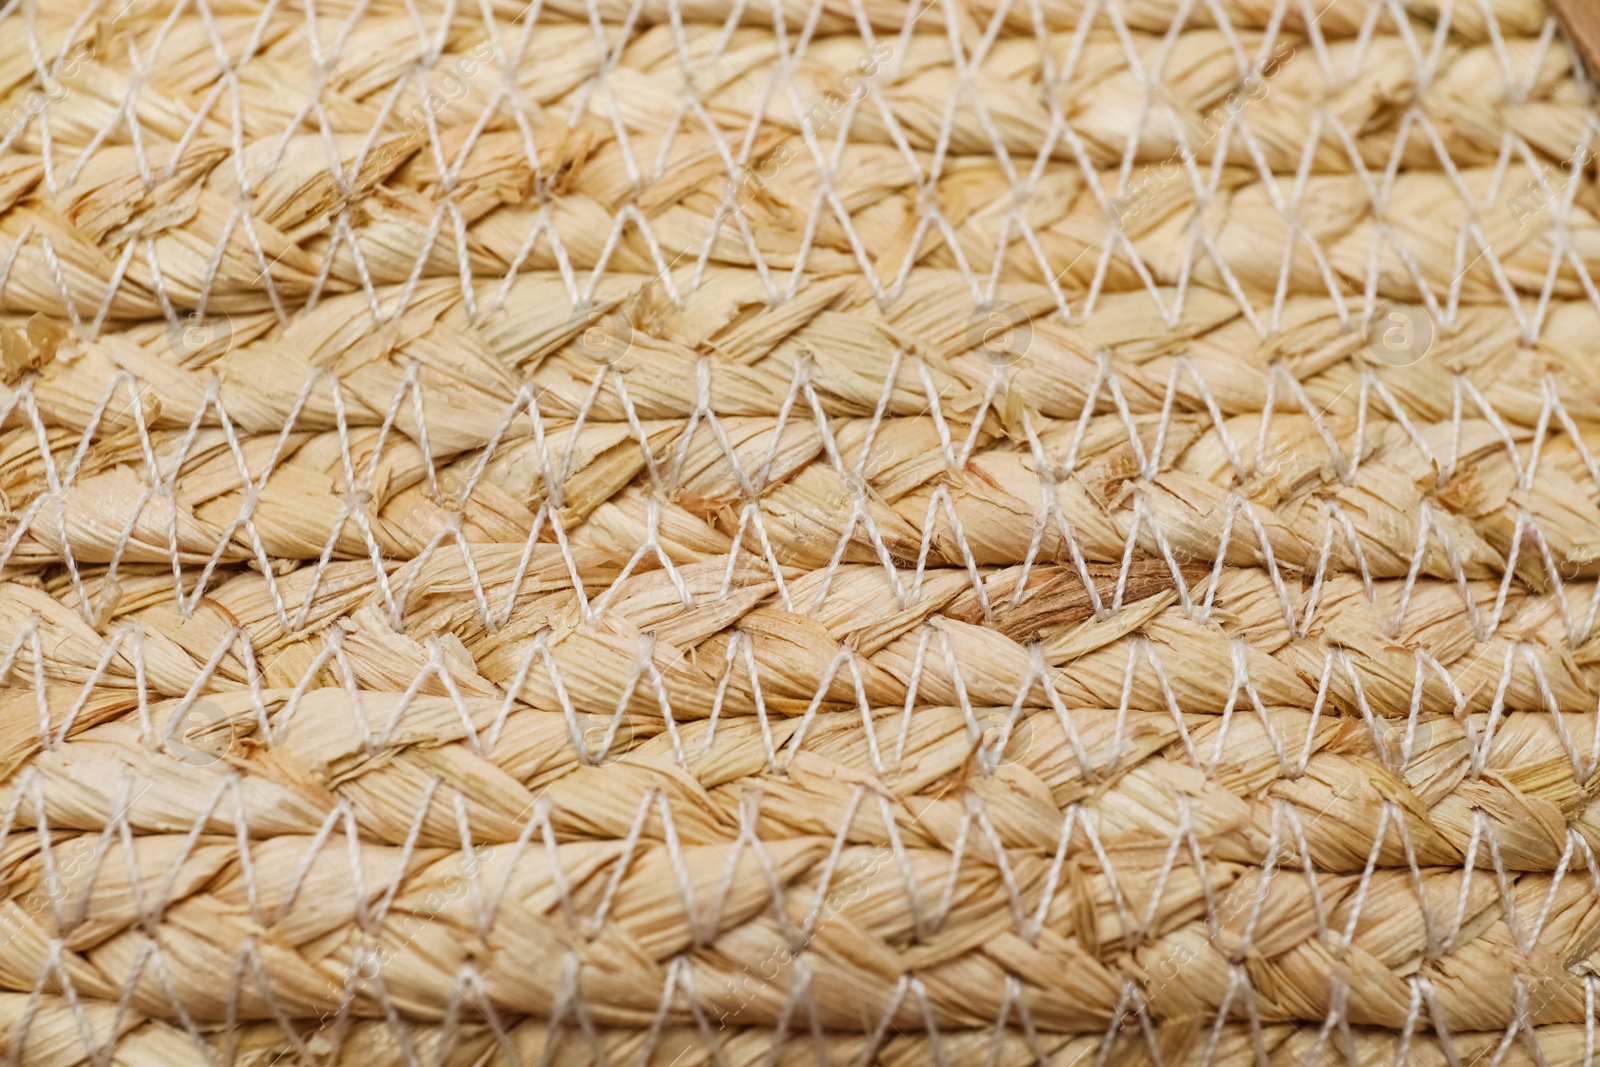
2,0,1600,1063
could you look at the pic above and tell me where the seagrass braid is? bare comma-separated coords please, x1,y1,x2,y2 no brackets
0,561,1598,1037
0,826,1594,1031
3,0,1600,1062
0,994,1590,1067
7,553,1598,707
0,5,1585,319
6,275,1600,602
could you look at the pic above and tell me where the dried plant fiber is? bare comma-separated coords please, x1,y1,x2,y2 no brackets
3,0,1600,1064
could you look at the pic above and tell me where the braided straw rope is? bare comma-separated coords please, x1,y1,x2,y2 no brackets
3,0,1600,1062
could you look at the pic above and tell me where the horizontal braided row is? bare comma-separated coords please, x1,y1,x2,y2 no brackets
6,293,1600,616
1,993,1588,1067
0,6,1583,322
8,277,1598,432
3,14,1575,171
32,0,1554,35
8,405,1592,580
2,686,1595,865
6,560,1593,719
0,825,1596,1030
0,147,1588,317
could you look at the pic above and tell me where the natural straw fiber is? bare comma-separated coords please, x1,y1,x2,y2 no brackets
3,0,1600,1064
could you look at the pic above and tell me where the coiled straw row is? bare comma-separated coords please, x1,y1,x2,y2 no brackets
2,0,1600,1063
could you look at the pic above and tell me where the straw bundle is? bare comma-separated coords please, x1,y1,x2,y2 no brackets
2,0,1600,1063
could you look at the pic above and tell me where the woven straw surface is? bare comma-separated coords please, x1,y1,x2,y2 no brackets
3,0,1600,1063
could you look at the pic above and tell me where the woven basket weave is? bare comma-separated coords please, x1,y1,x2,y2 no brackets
2,0,1599,1063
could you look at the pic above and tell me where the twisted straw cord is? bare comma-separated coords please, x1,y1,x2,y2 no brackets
8,18,1574,172
1,681,1594,868
0,152,1589,319
2,992,1590,1067
34,0,1554,37
8,309,1600,589
5,561,1595,721
8,275,1600,439
10,410,1593,578
0,823,1595,1030
0,13,1585,319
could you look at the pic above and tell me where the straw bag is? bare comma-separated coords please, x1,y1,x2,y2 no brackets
2,0,1599,1063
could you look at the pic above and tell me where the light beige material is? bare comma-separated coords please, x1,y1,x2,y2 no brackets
0,993,1592,1067
2,0,1600,1064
